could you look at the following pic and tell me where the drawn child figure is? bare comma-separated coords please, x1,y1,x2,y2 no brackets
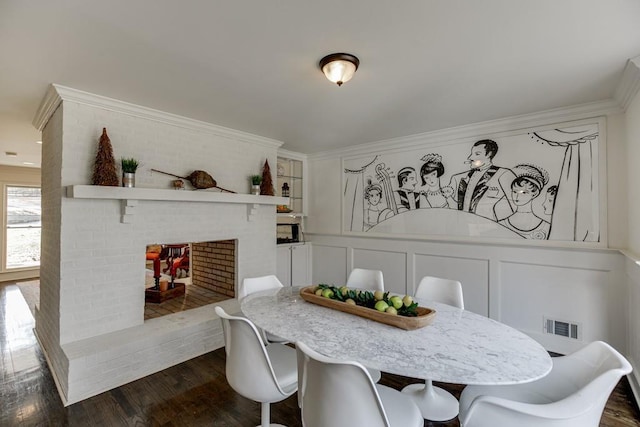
542,185,558,221
499,164,551,239
364,183,385,229
395,166,420,211
418,153,454,208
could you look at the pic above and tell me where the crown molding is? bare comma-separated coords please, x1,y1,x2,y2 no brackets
614,56,640,112
32,84,284,149
32,84,63,131
277,148,308,161
309,98,621,161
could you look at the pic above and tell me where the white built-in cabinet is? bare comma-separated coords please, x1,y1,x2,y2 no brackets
277,243,310,286
276,150,310,286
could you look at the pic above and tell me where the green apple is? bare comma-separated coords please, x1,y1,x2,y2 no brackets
402,295,413,307
374,300,389,312
374,290,385,301
315,288,323,296
322,288,334,298
389,295,403,310
345,298,356,305
339,286,349,294
385,306,398,315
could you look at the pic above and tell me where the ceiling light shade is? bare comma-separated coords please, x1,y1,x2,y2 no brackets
319,53,359,86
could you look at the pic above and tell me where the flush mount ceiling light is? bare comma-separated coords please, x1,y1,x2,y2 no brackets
319,53,359,86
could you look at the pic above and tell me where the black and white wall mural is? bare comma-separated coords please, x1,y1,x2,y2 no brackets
342,119,604,244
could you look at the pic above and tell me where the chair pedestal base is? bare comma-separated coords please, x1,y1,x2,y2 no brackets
259,402,289,427
401,381,459,421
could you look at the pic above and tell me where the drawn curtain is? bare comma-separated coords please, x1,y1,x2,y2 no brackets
529,127,599,241
344,171,365,232
344,157,379,232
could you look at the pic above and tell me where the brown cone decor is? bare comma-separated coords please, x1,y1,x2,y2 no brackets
260,159,275,196
91,128,119,186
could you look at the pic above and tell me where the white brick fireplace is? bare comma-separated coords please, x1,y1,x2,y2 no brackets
33,85,286,405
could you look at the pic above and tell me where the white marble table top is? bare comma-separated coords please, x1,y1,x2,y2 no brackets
241,286,552,385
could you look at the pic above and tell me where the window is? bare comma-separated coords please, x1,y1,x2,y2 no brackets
5,186,41,269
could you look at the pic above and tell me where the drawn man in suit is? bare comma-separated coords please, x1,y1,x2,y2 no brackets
395,166,421,211
448,139,516,221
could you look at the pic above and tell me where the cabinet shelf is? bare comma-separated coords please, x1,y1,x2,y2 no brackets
277,212,304,218
277,156,304,216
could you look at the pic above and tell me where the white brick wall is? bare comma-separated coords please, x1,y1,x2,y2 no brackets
35,88,281,405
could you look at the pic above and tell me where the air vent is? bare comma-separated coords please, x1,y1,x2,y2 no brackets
543,316,580,339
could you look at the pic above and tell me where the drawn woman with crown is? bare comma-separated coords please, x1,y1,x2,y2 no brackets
498,164,551,239
418,153,455,208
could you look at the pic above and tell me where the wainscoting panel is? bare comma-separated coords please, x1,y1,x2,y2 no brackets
414,254,489,316
308,233,626,355
352,248,408,295
625,255,640,404
500,261,617,354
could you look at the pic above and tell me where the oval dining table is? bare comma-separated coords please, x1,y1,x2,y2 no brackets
240,286,552,421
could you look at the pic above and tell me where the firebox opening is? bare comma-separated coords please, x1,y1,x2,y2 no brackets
144,239,236,320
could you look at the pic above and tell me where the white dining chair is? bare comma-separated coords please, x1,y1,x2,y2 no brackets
401,275,464,421
458,340,632,427
238,275,288,344
215,306,298,427
296,341,423,427
346,268,384,291
345,267,384,383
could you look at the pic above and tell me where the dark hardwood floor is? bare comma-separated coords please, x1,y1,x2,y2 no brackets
1,281,639,426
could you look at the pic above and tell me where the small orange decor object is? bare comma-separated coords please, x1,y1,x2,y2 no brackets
299,286,436,330
159,280,169,292
145,282,185,303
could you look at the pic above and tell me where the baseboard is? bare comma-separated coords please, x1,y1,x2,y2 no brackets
33,327,69,407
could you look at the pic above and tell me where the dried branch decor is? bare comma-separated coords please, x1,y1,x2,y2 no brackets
91,128,119,186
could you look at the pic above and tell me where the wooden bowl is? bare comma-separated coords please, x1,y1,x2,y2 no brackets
299,286,436,330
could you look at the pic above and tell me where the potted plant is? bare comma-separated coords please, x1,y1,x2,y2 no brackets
250,174,262,195
121,157,139,188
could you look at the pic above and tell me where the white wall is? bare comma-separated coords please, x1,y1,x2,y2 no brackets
622,62,640,402
626,84,640,256
34,86,281,404
306,108,629,356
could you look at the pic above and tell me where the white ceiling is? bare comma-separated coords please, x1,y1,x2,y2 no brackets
2,1,640,168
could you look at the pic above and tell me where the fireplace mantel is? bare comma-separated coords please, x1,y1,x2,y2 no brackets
66,185,289,223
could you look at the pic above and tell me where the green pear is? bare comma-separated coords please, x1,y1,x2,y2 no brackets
402,295,413,307
389,295,403,310
374,300,389,312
